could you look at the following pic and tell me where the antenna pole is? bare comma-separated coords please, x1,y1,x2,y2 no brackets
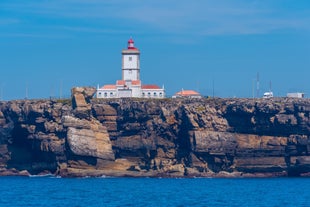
50,85,54,99
59,80,63,99
25,82,28,99
256,72,260,98
269,81,272,92
212,79,215,98
252,79,255,99
0,83,3,101
197,80,200,93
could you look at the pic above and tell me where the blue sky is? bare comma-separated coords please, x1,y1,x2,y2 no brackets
0,0,309,100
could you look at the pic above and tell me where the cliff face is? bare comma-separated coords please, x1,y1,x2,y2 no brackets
0,89,309,177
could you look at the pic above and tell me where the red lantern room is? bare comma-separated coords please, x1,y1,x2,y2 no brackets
127,38,137,50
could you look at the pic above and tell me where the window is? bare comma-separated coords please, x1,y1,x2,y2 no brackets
142,92,145,97
129,57,132,61
104,92,107,97
148,92,151,97
154,92,157,97
159,92,163,97
110,92,113,97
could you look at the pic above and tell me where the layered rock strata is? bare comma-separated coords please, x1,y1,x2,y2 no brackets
0,90,309,177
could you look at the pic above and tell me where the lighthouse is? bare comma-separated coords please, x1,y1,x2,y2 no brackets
96,38,165,99
122,38,140,81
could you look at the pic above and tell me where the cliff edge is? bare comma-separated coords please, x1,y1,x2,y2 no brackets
0,88,309,177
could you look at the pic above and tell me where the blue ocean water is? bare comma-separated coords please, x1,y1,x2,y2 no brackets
0,176,309,207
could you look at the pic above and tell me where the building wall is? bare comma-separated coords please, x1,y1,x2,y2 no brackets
97,86,165,99
141,89,165,98
117,89,132,98
123,54,139,69
287,93,305,98
131,86,142,97
172,95,202,99
97,89,117,98
122,53,140,81
123,69,139,81
116,84,141,98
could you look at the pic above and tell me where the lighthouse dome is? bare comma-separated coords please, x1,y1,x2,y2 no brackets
127,38,137,50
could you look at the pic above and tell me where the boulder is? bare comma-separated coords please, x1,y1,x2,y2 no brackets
66,118,114,161
71,87,95,119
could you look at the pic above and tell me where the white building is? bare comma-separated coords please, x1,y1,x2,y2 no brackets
96,38,165,99
287,92,305,98
172,90,202,99
263,91,273,98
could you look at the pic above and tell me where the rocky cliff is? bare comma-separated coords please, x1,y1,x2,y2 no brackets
0,88,309,177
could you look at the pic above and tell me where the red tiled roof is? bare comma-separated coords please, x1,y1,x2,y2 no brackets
175,90,201,96
142,85,161,89
116,80,141,86
116,80,126,85
132,80,141,85
101,85,116,89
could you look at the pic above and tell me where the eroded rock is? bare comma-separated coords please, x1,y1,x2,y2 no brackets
0,97,309,177
67,124,114,160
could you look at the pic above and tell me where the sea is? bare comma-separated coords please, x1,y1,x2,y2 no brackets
0,176,309,207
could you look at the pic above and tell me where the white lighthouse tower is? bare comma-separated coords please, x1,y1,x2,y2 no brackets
96,38,165,99
122,38,140,81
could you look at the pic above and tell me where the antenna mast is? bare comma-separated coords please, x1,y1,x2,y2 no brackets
256,72,260,98
59,80,63,99
0,84,3,101
252,79,255,99
212,79,215,98
269,81,272,92
25,82,28,99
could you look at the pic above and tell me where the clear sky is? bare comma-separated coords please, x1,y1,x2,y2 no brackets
0,0,309,100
